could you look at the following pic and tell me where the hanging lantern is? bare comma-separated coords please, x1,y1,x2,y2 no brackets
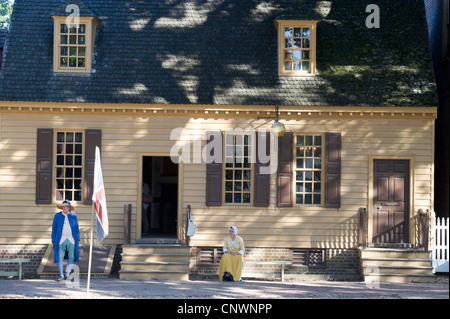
271,105,285,136
271,120,285,137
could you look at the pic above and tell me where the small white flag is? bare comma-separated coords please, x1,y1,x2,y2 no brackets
92,146,108,244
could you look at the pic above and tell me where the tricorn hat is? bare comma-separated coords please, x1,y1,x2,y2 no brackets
56,200,74,211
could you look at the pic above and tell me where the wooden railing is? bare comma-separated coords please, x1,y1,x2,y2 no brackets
123,204,132,244
358,207,368,248
358,207,432,250
416,209,430,250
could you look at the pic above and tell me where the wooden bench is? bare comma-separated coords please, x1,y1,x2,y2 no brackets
0,259,31,280
243,260,291,282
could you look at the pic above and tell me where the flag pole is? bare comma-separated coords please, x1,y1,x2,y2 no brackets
86,146,108,298
86,201,95,298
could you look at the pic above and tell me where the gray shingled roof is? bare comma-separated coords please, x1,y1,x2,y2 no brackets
0,0,438,107
0,30,6,49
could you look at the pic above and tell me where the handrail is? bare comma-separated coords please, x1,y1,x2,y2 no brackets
123,204,132,244
416,209,430,250
358,207,368,248
358,207,431,250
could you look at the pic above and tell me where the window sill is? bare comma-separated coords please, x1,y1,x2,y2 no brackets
53,69,92,74
278,72,316,77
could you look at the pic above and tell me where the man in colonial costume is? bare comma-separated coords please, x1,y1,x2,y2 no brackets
219,226,245,281
51,201,80,281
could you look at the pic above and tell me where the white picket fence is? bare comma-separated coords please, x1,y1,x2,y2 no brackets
432,214,449,273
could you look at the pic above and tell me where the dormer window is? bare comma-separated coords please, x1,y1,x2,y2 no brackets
52,16,95,73
275,20,318,76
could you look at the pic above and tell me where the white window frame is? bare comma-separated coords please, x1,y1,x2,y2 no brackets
52,16,95,73
293,133,324,206
275,20,319,77
223,132,254,206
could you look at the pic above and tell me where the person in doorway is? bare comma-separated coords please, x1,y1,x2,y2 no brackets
142,183,153,235
219,226,245,282
51,200,80,281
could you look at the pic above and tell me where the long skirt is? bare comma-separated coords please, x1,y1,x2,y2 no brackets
219,251,243,281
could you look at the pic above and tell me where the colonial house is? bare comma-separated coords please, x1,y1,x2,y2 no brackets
0,0,438,282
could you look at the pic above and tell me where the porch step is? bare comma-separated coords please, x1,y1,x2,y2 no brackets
119,270,189,280
121,244,190,255
359,248,435,283
136,237,182,245
119,244,191,280
360,248,431,259
360,257,432,267
368,243,415,249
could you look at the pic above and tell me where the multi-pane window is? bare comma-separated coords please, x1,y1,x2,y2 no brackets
53,17,93,73
55,131,83,202
294,135,322,205
283,26,311,72
58,23,87,69
275,20,318,76
224,133,253,205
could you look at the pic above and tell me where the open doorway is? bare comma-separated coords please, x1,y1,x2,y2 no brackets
142,156,178,238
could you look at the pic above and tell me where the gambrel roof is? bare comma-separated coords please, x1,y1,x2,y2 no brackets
0,0,438,107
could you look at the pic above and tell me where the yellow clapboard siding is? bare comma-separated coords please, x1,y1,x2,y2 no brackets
0,109,435,249
190,235,359,249
194,213,358,224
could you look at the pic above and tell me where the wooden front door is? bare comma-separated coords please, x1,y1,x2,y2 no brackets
373,160,410,243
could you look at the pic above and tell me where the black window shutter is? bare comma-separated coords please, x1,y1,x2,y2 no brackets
36,128,54,204
254,131,270,207
324,132,341,208
205,131,223,206
277,132,293,207
84,129,102,205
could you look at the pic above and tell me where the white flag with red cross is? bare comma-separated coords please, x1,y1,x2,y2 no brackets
92,146,108,244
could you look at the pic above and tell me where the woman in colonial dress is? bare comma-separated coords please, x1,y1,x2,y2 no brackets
219,226,245,281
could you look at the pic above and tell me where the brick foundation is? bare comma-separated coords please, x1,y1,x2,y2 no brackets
0,244,48,278
190,247,361,281
0,244,362,281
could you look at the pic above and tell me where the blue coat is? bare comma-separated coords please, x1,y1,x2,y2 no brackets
51,211,80,263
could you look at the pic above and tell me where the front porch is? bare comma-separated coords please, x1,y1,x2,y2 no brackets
358,244,434,283
119,243,191,280
358,208,436,283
